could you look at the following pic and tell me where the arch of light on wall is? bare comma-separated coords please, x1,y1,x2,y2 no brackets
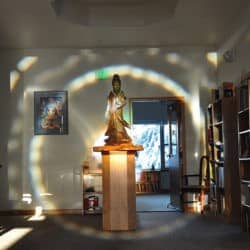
29,64,205,237
9,51,217,239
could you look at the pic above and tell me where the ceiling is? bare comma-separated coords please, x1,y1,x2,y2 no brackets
0,0,250,49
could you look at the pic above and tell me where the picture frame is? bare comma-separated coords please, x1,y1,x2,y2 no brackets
34,90,68,135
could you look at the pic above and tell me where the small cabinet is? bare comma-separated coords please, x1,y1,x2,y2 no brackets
82,167,102,214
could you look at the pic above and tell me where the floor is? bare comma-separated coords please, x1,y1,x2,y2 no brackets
0,212,249,250
136,194,178,212
0,195,249,249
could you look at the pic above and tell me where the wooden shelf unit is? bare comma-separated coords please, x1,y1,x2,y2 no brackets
136,170,160,194
238,80,250,231
207,96,241,222
82,168,103,214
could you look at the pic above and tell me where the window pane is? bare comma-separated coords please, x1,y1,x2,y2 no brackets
171,123,177,144
164,123,177,145
133,124,161,170
164,123,178,166
164,124,169,144
164,145,170,164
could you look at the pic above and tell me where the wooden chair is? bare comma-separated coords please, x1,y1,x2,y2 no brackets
181,155,213,213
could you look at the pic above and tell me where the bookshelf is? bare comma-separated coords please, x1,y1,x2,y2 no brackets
238,79,250,231
136,170,160,194
82,167,103,214
207,96,241,222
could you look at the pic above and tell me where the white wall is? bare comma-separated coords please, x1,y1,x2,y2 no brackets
218,28,250,86
0,48,216,210
0,51,27,210
0,53,11,209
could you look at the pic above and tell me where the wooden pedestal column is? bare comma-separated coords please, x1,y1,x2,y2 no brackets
93,144,143,231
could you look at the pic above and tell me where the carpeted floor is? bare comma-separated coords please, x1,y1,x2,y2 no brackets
0,212,249,250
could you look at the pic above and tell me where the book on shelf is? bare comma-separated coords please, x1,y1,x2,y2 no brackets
241,180,250,205
211,88,220,102
223,82,235,97
239,133,250,158
207,105,213,125
239,83,249,111
214,114,222,124
217,166,224,188
207,127,213,143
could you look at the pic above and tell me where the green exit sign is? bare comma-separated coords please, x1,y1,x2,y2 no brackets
95,69,109,80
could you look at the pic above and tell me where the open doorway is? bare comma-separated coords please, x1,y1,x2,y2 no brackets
130,98,185,212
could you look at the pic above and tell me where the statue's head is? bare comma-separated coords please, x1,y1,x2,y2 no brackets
112,74,121,94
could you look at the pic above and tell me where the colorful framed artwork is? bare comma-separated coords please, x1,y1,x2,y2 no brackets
34,91,68,135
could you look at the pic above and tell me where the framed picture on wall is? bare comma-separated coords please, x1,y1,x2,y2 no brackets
34,91,68,135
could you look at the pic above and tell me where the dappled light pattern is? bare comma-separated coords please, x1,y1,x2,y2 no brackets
26,63,205,238
0,228,33,250
10,70,21,92
66,64,203,131
48,212,196,240
7,49,215,239
206,52,218,68
17,57,38,72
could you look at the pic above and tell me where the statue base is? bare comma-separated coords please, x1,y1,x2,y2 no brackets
93,144,143,231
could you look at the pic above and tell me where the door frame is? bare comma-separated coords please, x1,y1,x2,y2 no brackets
129,96,186,197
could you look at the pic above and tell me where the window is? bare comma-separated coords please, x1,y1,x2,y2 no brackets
131,99,178,170
164,123,178,166
133,124,161,170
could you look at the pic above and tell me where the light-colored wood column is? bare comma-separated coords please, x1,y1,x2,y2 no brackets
93,144,143,231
